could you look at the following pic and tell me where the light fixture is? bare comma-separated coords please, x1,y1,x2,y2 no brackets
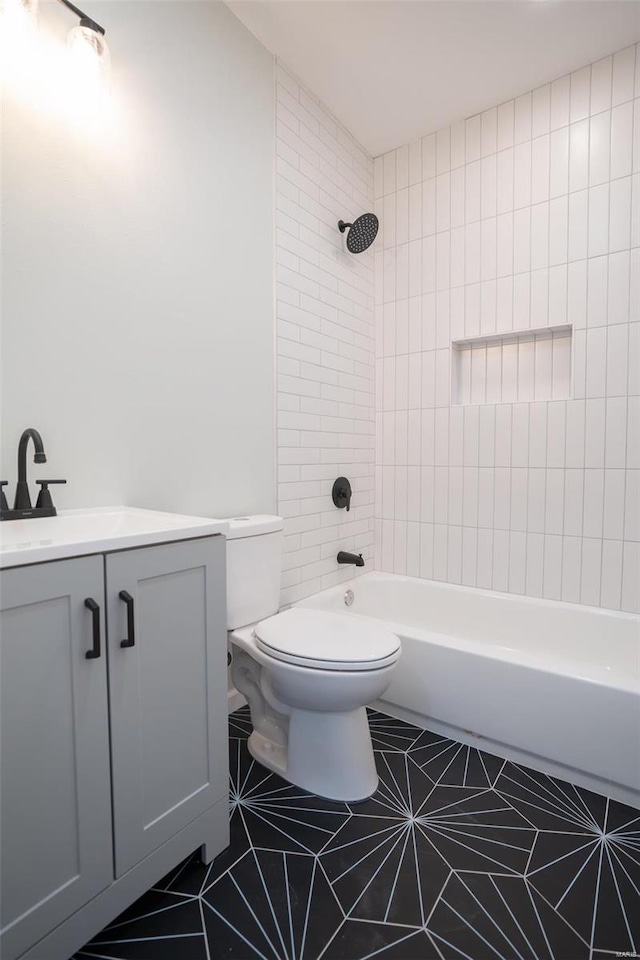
0,0,110,82
0,0,38,34
57,0,110,86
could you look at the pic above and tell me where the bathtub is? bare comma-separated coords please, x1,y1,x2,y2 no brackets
297,572,640,809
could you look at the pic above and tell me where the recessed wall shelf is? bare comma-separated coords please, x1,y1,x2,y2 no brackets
451,325,572,406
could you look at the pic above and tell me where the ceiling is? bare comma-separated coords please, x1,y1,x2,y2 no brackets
227,1,640,157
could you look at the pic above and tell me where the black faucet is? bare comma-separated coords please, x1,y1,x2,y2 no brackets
15,428,47,510
0,428,66,521
337,551,365,567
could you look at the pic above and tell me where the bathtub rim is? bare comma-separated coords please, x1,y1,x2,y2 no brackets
296,571,640,694
297,568,638,624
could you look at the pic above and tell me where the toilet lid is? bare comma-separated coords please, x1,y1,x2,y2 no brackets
254,608,401,671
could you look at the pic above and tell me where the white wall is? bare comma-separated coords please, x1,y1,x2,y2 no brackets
1,0,275,519
374,43,639,613
275,64,376,605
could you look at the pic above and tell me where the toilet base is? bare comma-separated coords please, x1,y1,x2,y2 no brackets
248,705,378,802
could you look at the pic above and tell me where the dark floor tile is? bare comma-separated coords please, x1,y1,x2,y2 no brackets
322,921,440,959
102,889,196,936
495,761,609,832
201,893,266,959
409,731,505,788
154,852,201,893
230,738,350,855
367,710,423,752
605,799,640,835
78,899,208,959
349,750,435,819
525,830,601,933
95,895,203,943
203,849,343,960
416,784,536,875
77,934,208,960
76,706,640,960
320,810,450,926
527,818,640,955
154,857,211,898
591,836,640,954
199,815,252,894
427,872,589,959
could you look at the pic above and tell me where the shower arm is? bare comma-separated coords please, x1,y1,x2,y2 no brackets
56,0,106,35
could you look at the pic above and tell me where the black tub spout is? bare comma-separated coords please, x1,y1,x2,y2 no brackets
337,551,364,567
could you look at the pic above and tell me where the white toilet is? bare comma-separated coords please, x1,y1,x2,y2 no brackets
225,515,401,802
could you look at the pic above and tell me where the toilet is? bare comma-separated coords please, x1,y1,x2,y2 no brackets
225,515,401,802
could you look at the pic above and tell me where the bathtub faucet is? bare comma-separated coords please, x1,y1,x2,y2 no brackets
337,551,365,567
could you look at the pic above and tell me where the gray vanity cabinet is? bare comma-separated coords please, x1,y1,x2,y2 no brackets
0,557,113,960
106,538,228,875
1,534,229,960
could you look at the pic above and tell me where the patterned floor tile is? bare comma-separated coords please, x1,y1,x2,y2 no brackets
229,738,351,856
203,849,342,960
409,729,505,788
322,921,441,959
366,710,423,752
526,801,640,954
76,707,639,960
495,761,609,832
320,808,451,926
76,897,208,959
427,872,589,959
321,750,535,927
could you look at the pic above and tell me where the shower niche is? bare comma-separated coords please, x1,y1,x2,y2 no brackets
451,324,572,406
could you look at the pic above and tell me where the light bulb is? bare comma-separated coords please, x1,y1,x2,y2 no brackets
0,0,38,33
67,22,110,88
0,0,40,96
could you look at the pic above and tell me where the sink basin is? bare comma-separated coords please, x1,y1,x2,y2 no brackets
0,507,228,568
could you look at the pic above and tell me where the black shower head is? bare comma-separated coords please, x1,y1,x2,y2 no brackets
338,213,379,254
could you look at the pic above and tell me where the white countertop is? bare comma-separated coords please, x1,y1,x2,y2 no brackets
0,506,228,569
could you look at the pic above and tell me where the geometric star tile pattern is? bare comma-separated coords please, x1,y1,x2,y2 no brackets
75,707,640,960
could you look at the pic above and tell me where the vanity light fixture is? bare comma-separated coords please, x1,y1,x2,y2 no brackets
58,0,110,84
0,0,38,31
0,0,110,83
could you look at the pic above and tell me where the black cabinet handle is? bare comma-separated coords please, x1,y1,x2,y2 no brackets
119,590,135,648
84,598,101,659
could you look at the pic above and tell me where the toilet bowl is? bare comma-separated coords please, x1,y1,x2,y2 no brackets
231,608,400,801
224,517,401,802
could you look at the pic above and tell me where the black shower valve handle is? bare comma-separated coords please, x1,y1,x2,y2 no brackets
332,477,353,512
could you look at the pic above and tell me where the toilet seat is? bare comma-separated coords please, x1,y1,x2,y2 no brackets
254,608,401,672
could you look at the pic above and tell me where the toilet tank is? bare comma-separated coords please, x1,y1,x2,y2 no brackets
225,515,283,629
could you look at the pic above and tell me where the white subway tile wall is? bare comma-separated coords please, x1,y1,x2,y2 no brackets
373,44,640,613
276,63,376,605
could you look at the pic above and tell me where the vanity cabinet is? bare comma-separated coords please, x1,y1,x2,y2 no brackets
0,535,229,960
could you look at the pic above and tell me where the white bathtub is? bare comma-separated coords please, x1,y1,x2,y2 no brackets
297,572,640,809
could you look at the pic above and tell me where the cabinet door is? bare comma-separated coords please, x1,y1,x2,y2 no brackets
106,536,228,875
0,556,113,960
